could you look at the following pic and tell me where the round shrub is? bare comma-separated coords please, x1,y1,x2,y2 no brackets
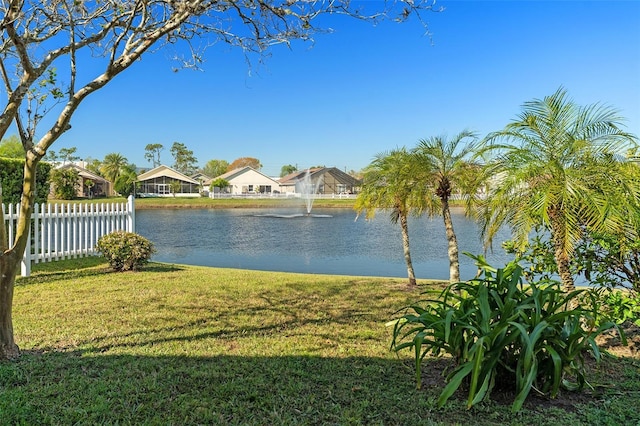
96,231,156,272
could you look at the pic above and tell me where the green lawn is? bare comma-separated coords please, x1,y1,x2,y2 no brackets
2,258,638,425
48,196,357,210
136,196,356,209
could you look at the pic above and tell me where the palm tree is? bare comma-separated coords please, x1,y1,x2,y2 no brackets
100,153,129,186
412,130,481,283
480,87,639,293
355,148,423,286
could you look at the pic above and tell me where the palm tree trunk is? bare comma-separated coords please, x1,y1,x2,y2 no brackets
549,208,576,293
399,211,417,286
441,198,460,282
554,248,575,292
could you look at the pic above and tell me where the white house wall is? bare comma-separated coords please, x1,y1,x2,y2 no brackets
227,169,281,194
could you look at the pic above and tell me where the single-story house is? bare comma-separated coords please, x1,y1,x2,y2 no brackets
205,166,281,195
278,167,361,195
137,165,201,197
53,163,112,198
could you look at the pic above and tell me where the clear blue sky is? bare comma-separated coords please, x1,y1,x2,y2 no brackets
50,1,640,177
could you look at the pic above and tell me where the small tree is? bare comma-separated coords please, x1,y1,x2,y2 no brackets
355,148,422,286
412,130,482,283
84,179,95,198
209,178,230,195
169,180,182,197
115,169,138,198
50,168,79,200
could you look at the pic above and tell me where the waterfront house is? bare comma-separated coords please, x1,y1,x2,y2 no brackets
278,167,361,195
137,165,201,197
206,166,282,195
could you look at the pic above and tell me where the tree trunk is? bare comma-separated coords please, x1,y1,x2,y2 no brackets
399,211,417,286
0,157,38,360
441,198,460,283
549,209,576,293
554,248,575,293
0,252,20,359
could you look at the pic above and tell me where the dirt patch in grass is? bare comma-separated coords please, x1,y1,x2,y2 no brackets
596,321,640,358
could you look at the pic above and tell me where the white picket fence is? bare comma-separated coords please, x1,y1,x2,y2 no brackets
2,195,135,277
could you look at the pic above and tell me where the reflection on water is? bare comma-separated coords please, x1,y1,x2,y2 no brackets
136,208,512,280
253,213,333,219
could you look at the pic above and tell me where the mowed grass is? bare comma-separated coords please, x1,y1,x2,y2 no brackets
2,258,639,425
135,196,357,209
48,196,357,210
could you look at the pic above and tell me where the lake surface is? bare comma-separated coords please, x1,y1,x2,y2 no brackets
136,208,513,280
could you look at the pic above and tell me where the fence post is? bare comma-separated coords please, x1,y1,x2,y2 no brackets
127,195,135,233
20,219,31,277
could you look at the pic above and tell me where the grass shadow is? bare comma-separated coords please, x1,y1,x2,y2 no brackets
3,350,638,425
17,261,184,286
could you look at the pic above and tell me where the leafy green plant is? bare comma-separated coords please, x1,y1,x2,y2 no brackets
95,231,156,271
389,254,624,412
576,233,640,293
504,231,640,293
0,158,51,204
502,234,560,281
595,290,640,326
49,167,79,200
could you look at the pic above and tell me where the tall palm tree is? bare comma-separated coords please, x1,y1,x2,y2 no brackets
355,148,423,286
480,87,639,292
412,130,481,283
100,152,129,186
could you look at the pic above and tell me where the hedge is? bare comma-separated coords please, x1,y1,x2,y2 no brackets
0,158,52,204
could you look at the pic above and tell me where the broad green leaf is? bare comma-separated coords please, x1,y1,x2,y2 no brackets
437,363,474,407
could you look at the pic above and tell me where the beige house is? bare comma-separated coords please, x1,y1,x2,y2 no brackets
206,167,281,195
137,165,201,197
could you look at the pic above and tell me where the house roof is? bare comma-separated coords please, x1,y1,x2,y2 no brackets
279,167,361,186
278,167,323,185
137,165,199,184
191,172,211,182
58,163,109,183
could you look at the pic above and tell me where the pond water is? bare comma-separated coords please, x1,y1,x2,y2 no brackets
136,208,513,280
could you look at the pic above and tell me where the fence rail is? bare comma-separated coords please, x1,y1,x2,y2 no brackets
2,195,135,277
